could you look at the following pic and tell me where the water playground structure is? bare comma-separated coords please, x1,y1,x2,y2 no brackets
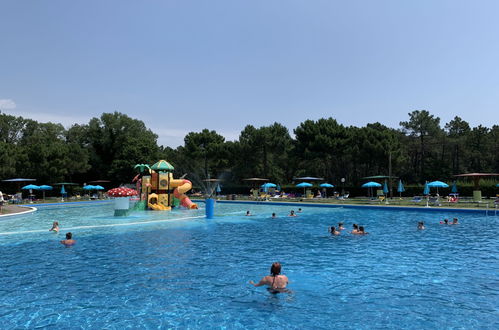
134,160,198,211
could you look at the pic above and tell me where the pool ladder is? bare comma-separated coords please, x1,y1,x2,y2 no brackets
486,203,498,216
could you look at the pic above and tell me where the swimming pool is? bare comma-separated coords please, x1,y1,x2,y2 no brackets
0,202,497,328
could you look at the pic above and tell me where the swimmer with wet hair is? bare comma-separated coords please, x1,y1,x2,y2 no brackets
418,221,425,230
338,222,345,230
440,219,449,225
298,208,302,213
250,262,289,293
289,210,297,217
329,226,340,235
451,218,459,225
60,232,76,246
358,226,369,235
246,211,252,216
49,221,59,233
351,223,359,234
271,213,277,218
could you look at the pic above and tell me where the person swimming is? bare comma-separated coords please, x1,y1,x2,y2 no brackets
249,262,289,294
358,226,368,235
338,222,345,230
246,211,252,216
49,221,59,233
418,221,425,230
60,232,76,246
451,218,459,225
351,223,359,234
289,210,297,217
298,208,302,213
440,219,449,225
271,213,277,218
329,226,340,235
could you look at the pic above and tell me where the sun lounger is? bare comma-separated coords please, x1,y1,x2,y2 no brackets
411,196,423,203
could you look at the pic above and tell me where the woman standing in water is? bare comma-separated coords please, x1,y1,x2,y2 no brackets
250,262,289,293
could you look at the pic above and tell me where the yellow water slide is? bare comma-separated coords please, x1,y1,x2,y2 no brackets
148,193,171,211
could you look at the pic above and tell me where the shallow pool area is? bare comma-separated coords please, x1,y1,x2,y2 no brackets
0,202,498,328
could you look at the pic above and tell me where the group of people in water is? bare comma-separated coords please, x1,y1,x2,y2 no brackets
249,216,461,294
417,217,459,230
49,221,76,246
329,223,368,235
246,208,303,218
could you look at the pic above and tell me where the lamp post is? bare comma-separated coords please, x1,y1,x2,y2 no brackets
341,177,345,196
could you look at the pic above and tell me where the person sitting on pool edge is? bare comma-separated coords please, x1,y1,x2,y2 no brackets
49,221,59,233
351,223,359,234
417,221,425,230
289,210,297,217
338,222,345,230
60,232,76,246
329,226,340,235
249,262,289,293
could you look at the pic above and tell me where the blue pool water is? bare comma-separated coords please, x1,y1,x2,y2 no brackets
0,202,498,329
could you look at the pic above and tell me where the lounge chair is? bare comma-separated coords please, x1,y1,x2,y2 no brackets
411,196,423,203
428,196,441,206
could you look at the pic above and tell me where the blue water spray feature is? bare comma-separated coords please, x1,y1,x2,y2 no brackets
205,198,215,219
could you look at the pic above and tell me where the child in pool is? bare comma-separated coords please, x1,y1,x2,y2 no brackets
49,221,59,233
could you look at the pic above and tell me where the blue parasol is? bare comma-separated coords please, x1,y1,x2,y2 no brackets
320,183,334,188
397,180,405,193
94,185,105,190
361,182,381,188
362,181,381,198
427,180,449,195
451,181,458,193
22,184,40,190
296,182,312,196
383,180,389,195
38,185,52,199
423,181,430,195
83,185,96,190
261,182,276,193
216,184,221,193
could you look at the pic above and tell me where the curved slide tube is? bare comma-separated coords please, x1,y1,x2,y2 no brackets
147,193,171,211
172,179,198,209
148,203,170,211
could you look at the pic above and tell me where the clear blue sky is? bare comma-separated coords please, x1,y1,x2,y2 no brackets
1,0,498,147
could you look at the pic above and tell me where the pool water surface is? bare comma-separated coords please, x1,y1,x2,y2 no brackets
0,202,497,329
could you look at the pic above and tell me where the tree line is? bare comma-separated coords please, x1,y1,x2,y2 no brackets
0,110,498,191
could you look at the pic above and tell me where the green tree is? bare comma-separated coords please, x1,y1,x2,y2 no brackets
84,112,160,184
235,123,294,182
294,118,348,181
400,110,442,181
182,129,229,179
444,116,471,174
